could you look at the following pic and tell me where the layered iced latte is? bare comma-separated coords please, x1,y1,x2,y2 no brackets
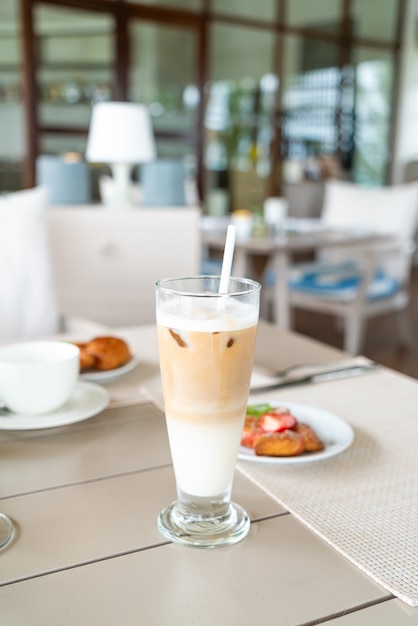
156,276,260,547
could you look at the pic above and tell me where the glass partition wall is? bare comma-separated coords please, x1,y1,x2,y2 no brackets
35,6,114,153
0,0,25,192
10,0,404,209
129,19,200,189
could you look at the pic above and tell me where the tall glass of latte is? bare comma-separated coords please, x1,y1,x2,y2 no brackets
156,276,260,548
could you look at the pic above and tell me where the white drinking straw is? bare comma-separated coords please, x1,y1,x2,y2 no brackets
219,224,236,294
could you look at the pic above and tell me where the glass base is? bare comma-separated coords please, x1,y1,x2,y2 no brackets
0,513,14,549
158,500,250,548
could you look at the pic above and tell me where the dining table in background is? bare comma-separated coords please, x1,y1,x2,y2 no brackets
0,320,417,624
201,217,395,330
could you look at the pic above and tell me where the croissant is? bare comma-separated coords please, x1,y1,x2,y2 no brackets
77,336,132,371
75,342,97,370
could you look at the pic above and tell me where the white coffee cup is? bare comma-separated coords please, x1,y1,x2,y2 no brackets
263,197,289,232
0,341,79,415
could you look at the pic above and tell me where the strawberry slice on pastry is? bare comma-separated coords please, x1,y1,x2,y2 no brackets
258,409,297,433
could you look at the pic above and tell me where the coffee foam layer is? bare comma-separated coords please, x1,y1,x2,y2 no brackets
157,296,258,332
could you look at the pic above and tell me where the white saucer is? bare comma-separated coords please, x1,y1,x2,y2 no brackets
0,382,109,431
80,357,139,383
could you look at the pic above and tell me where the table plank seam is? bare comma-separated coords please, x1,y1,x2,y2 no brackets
0,516,294,590
0,540,171,589
295,594,395,625
0,407,162,445
0,463,173,501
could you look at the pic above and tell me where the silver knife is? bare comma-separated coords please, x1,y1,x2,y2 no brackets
251,363,380,392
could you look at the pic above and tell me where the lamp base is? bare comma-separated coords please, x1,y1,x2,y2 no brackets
99,163,137,208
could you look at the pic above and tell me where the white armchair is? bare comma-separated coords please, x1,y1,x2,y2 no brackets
47,206,202,328
265,180,418,355
0,186,115,341
0,186,201,341
286,180,418,355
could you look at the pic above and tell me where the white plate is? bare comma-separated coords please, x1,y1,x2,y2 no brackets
80,357,139,383
238,400,354,464
0,382,109,431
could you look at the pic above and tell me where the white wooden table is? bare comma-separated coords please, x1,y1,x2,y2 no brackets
0,322,417,624
201,219,393,330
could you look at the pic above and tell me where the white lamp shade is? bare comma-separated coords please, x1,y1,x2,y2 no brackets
85,101,156,164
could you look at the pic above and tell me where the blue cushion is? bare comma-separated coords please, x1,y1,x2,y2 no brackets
288,262,400,301
140,159,186,206
36,156,91,205
201,257,223,275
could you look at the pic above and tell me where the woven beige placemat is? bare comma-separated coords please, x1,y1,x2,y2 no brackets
237,368,418,606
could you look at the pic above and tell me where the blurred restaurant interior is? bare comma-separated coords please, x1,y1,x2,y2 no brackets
1,0,418,373
3,0,418,203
